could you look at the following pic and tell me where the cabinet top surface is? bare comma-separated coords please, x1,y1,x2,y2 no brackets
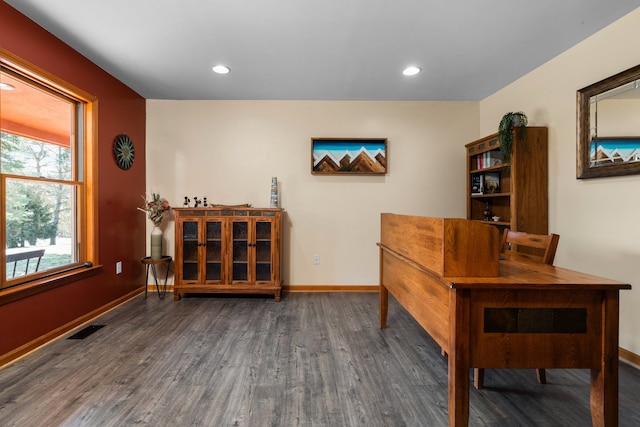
465,126,547,148
174,206,283,218
174,206,283,211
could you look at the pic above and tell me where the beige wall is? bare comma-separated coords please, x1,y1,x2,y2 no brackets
146,101,478,288
480,8,640,354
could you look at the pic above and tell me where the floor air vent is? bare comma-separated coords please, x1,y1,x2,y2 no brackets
67,325,105,340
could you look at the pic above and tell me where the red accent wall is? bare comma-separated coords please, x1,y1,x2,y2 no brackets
0,2,147,357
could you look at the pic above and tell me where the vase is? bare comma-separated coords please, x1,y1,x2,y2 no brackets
151,225,163,260
482,202,493,221
270,176,279,208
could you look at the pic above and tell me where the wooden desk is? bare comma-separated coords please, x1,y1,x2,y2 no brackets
378,214,631,427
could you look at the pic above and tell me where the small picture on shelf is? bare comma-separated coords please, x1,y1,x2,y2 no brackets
484,172,500,194
487,151,503,167
476,150,503,169
471,174,484,195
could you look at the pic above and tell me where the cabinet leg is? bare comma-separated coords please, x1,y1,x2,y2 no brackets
536,368,547,384
474,368,485,390
173,291,181,301
274,291,281,302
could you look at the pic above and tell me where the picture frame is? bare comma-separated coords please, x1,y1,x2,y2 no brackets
311,138,388,175
576,64,640,179
483,172,500,194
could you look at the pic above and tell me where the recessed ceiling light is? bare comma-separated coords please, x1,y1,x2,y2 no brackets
402,66,421,76
212,65,230,74
0,82,16,90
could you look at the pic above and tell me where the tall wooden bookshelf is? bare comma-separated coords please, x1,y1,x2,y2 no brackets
466,126,548,236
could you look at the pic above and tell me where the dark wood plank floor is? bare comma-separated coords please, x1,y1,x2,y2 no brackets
1,292,639,426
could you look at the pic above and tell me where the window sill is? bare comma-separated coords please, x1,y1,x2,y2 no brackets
0,264,103,307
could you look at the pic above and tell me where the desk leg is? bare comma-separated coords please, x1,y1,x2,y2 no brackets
379,248,388,329
448,288,470,427
590,290,619,427
380,285,388,329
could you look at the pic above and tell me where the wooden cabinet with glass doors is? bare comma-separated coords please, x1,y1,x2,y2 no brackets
173,207,283,301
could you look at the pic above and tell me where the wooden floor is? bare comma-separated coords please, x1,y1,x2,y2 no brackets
1,292,639,426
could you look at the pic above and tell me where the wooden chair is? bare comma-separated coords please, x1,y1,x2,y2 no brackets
473,229,560,390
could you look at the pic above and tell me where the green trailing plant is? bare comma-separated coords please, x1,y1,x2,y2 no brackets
498,111,528,166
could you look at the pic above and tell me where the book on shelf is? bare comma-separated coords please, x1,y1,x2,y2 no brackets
471,174,484,195
476,151,503,169
483,172,500,194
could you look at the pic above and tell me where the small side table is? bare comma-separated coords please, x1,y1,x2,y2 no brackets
141,256,172,299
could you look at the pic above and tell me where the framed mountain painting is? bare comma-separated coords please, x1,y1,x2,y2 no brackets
311,138,388,175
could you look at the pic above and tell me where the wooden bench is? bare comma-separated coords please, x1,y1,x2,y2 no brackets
6,248,45,278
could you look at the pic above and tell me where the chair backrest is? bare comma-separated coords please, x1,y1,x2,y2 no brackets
501,229,560,265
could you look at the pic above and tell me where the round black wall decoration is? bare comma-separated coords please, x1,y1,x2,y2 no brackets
113,134,135,170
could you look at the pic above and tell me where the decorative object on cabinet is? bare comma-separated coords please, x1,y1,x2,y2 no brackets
182,196,212,207
311,138,387,174
497,112,528,166
270,177,279,208
577,63,640,179
173,206,283,301
466,127,548,236
113,134,135,170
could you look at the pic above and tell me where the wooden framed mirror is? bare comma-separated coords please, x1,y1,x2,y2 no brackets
577,64,640,179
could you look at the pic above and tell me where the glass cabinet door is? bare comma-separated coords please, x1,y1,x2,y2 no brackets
205,220,222,281
181,220,200,282
231,220,249,282
255,220,272,282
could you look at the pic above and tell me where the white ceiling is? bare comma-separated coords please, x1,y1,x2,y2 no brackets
6,0,640,101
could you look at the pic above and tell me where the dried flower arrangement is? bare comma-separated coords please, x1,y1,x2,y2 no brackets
138,193,171,227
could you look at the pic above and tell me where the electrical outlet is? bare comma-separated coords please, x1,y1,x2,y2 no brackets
116,261,122,274
313,255,320,265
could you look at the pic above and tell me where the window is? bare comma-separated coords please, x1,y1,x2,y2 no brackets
1,50,97,294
